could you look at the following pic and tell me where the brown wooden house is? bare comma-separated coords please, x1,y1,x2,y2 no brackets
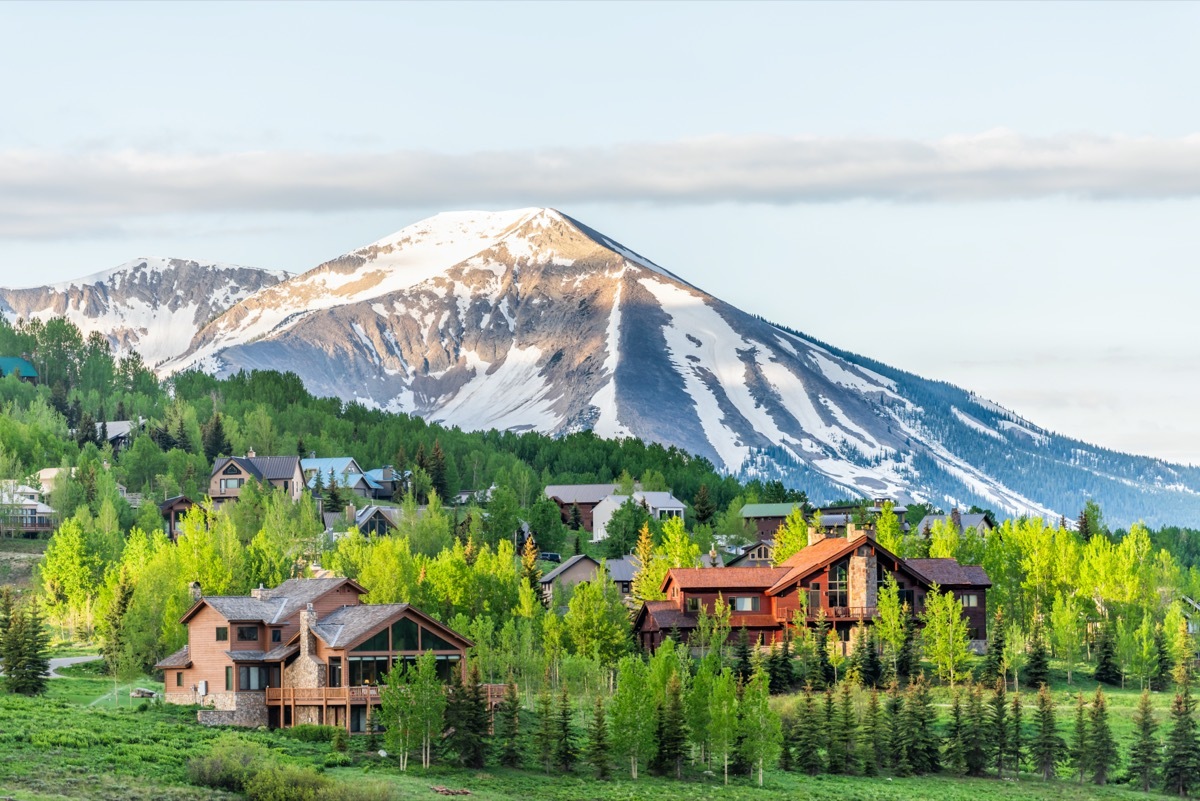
208,452,304,506
158,495,194,541
634,528,989,654
155,577,473,732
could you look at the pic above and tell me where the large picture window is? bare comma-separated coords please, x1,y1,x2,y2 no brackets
237,626,258,642
828,560,849,608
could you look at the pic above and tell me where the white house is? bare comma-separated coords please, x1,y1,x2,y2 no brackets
591,491,685,542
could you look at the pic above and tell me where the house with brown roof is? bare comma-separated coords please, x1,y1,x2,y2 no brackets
155,577,473,733
543,483,623,533
208,451,304,505
634,525,990,654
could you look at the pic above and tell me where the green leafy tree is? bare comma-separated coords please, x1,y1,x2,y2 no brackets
922,584,972,688
1128,689,1160,792
410,651,445,768
1050,592,1082,684
874,500,903,554
611,656,656,779
380,660,415,771
685,661,713,767
737,659,782,787
771,506,807,565
876,573,907,680
708,667,739,784
563,567,629,667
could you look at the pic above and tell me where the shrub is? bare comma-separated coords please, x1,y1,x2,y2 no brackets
331,727,348,752
187,733,269,792
323,751,352,768
245,763,330,801
283,724,341,743
317,779,400,801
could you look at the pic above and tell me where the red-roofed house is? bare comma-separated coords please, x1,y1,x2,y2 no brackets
633,525,990,653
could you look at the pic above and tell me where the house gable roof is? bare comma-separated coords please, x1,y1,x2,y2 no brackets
540,554,599,585
181,577,366,625
309,602,474,651
543,483,621,505
904,559,992,588
917,513,992,533
212,455,301,483
0,357,37,378
740,503,801,519
661,566,790,593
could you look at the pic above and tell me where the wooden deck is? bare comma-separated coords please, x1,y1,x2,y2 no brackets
265,683,508,706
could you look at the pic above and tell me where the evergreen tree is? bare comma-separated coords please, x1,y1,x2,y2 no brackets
860,688,883,776
884,684,910,776
0,586,13,650
813,616,834,689
1153,623,1174,693
444,665,489,768
734,626,754,684
896,614,919,683
943,690,967,775
693,483,716,526
569,504,582,531
990,678,1010,778
1087,685,1116,785
906,676,941,775
1026,625,1049,689
495,681,523,768
325,468,345,514
1009,691,1024,776
520,535,541,591
1128,689,1160,792
202,412,231,462
655,672,687,778
1031,684,1064,781
778,717,794,771
794,686,824,775
1163,684,1199,796
1070,692,1089,784
824,687,845,771
1093,622,1121,685
964,683,989,777
832,682,858,775
429,439,449,502
533,690,556,774
554,687,578,773
587,695,610,780
3,599,49,695
981,609,1006,683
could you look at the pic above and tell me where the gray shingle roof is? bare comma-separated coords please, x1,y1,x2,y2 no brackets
191,578,359,625
226,650,269,662
605,556,639,583
904,558,992,588
313,603,411,649
155,645,191,669
917,513,991,533
540,554,599,585
213,455,301,482
543,484,621,505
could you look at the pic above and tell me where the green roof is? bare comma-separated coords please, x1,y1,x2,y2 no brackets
740,503,802,518
0,357,37,378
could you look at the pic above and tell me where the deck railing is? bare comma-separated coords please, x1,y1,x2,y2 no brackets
266,684,509,705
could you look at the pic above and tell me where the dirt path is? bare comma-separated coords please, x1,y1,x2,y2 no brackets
48,654,102,678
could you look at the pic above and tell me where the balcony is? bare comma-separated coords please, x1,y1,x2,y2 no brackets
266,686,380,704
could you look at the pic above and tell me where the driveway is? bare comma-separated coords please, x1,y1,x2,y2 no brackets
48,654,101,678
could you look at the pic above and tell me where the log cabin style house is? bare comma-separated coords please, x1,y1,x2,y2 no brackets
634,525,990,654
155,577,472,732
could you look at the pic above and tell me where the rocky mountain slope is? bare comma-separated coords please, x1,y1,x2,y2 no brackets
0,258,289,367
160,208,1200,526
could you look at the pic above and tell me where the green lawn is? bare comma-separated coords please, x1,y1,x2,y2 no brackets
0,536,46,589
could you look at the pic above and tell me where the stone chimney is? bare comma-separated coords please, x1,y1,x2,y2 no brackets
382,464,393,481
299,602,317,659
247,448,256,458
951,507,962,531
346,504,357,523
849,544,878,610
807,525,826,547
250,583,266,600
190,581,202,603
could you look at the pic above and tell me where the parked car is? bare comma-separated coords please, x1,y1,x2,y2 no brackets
540,552,561,563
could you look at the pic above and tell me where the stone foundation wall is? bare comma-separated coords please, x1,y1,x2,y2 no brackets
294,705,324,726
193,691,268,728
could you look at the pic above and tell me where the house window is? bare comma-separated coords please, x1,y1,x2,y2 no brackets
351,630,389,652
960,594,979,608
422,627,457,651
272,629,282,643
391,618,420,651
176,672,183,687
225,666,232,691
237,626,259,642
216,627,228,642
621,582,631,594
219,478,245,491
238,666,268,690
686,597,700,612
808,583,821,612
731,596,760,612
829,560,849,608
328,657,343,688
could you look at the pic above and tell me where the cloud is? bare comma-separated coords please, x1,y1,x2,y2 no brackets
4,131,1200,237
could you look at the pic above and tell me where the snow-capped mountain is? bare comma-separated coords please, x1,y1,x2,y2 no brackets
161,208,1200,526
0,258,289,367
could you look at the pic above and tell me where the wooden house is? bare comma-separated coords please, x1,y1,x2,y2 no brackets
634,527,990,654
155,577,473,732
158,495,195,541
208,452,304,506
543,483,622,533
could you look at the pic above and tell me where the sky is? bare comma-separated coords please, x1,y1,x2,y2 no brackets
2,1,1199,463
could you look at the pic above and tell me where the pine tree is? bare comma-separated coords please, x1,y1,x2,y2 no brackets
1009,691,1024,776
495,681,523,768
1086,685,1116,785
1163,686,1198,796
554,687,578,773
906,676,941,775
824,687,845,771
1070,692,1088,784
833,681,858,775
569,504,582,531
1153,623,1174,693
202,412,231,462
520,535,541,591
884,683,910,776
1026,625,1049,689
943,690,967,775
533,690,555,774
655,673,688,778
990,678,1010,778
896,614,918,683
860,688,882,776
734,626,754,684
813,617,834,689
693,483,716,526
3,599,49,695
587,695,610,779
1031,684,1064,780
325,468,345,514
981,609,1006,683
860,627,882,689
429,439,449,502
778,717,794,771
444,665,489,768
0,585,15,659
964,683,989,777
1128,689,1160,792
794,686,824,775
1093,622,1121,685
